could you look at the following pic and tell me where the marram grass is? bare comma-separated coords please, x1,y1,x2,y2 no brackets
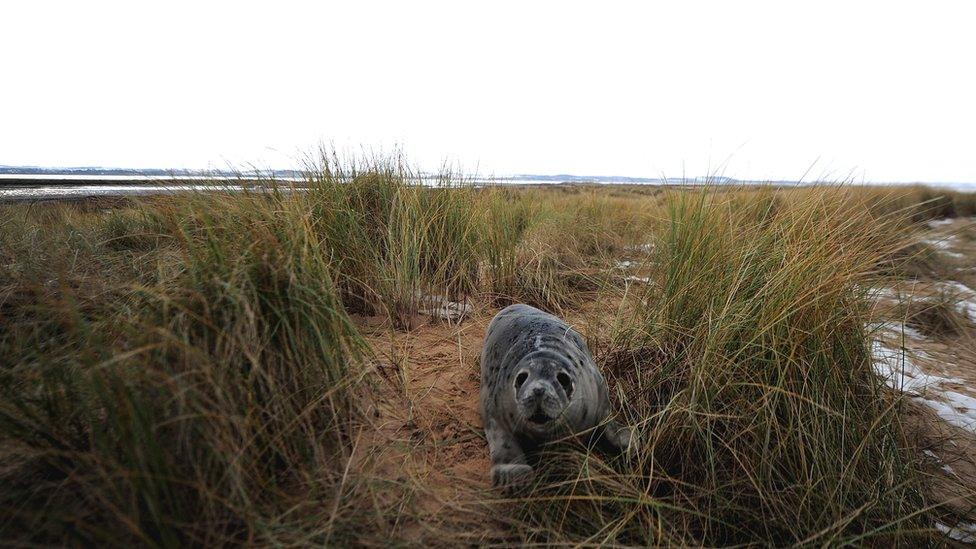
0,163,973,545
506,187,933,545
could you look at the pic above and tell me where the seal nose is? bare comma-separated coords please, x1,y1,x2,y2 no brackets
532,386,545,397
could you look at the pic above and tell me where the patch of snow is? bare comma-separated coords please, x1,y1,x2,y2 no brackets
881,321,927,341
872,341,950,393
924,281,976,321
622,275,652,284
917,395,976,432
615,260,638,269
872,340,976,433
927,218,955,228
957,300,976,322
923,235,958,250
868,287,899,300
936,521,976,544
419,301,472,322
942,390,976,428
922,235,967,260
865,321,886,332
414,293,473,322
923,449,957,475
625,243,654,253
940,281,976,295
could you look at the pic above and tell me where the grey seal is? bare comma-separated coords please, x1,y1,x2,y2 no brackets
480,304,631,487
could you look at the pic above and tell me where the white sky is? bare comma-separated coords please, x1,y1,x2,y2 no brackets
2,1,974,182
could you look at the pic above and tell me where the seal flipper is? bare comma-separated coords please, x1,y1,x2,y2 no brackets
598,419,633,457
486,418,534,488
492,463,534,489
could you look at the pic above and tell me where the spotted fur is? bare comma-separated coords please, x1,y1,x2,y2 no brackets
479,304,631,488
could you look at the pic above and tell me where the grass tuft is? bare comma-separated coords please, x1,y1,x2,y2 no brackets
500,187,936,545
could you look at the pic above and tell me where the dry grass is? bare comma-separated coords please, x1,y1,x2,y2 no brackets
503,187,932,545
904,290,971,339
1,163,975,545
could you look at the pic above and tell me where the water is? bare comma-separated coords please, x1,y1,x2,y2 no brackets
4,173,975,201
0,174,592,201
0,175,302,201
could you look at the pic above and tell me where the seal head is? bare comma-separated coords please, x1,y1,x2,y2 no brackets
510,350,576,437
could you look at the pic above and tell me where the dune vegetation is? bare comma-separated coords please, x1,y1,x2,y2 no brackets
2,156,975,546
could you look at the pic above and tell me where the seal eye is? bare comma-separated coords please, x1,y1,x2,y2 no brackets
514,372,528,390
557,372,573,398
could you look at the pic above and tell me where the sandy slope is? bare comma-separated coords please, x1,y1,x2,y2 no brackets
872,217,976,540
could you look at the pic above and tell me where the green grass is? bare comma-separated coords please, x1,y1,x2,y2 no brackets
0,192,381,545
302,162,484,326
1,165,974,545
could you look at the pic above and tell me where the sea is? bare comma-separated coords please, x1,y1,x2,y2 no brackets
2,173,975,201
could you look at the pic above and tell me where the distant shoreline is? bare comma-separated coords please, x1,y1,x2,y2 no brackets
3,172,976,203
2,168,975,191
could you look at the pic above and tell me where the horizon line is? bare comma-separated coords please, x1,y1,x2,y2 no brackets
1,164,975,187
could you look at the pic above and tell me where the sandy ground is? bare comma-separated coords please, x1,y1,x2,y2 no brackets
353,305,621,543
871,217,976,541
354,312,497,542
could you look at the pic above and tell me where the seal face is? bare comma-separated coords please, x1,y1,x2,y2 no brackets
480,304,631,488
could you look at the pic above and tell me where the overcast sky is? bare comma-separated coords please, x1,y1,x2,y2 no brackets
2,1,974,182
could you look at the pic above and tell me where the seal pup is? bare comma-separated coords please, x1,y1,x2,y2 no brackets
480,303,631,487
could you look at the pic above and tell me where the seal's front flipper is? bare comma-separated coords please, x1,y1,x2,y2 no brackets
491,463,535,488
599,419,633,457
486,419,534,488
